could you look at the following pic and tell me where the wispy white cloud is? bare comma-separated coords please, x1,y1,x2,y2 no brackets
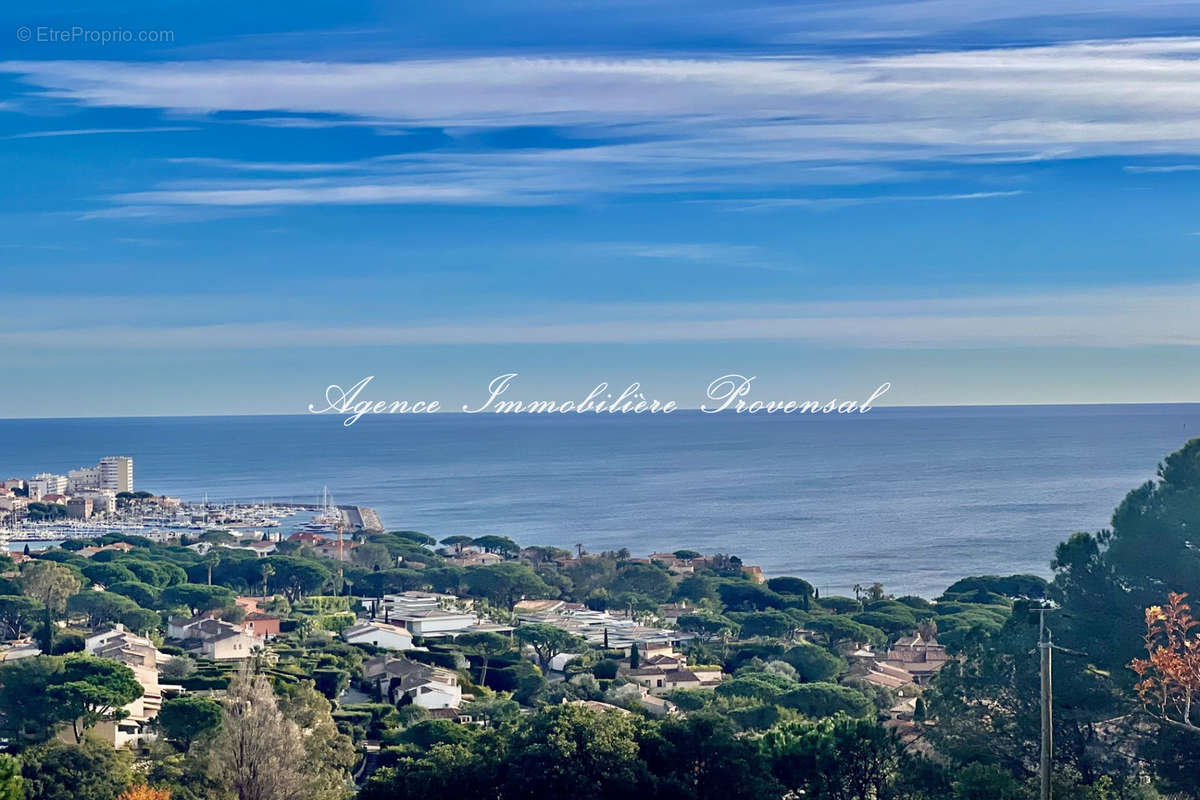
598,242,758,261
9,38,1200,208
166,156,360,173
1124,163,1200,173
76,204,277,221
114,183,503,207
731,190,1024,211
6,283,1200,350
113,237,166,246
761,0,1200,43
9,40,1200,152
2,126,196,140
594,241,801,273
104,154,944,213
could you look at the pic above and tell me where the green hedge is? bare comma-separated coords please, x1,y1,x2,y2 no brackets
179,675,231,691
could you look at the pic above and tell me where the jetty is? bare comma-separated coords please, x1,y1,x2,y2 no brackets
343,505,384,533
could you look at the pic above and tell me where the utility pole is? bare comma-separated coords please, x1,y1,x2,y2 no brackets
1036,605,1054,800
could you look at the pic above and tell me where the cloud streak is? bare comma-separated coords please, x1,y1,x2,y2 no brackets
8,37,1200,207
9,39,1200,153
1124,163,1200,173
731,190,1024,211
1,126,196,140
7,284,1200,350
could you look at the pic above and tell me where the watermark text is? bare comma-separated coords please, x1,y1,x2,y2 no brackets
16,26,175,45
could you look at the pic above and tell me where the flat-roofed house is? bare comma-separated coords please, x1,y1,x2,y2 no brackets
343,620,415,651
390,608,478,637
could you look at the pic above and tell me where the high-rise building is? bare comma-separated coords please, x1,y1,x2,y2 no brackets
100,456,134,493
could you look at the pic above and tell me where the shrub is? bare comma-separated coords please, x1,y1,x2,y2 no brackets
313,668,349,700
728,703,784,730
488,662,546,704
593,660,619,680
51,632,86,654
666,689,713,711
313,612,356,633
779,682,873,717
178,674,230,691
816,596,861,614
716,672,797,702
782,642,845,683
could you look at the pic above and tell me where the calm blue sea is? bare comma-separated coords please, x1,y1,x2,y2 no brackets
2,405,1198,598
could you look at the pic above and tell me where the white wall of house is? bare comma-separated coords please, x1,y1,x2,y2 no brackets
402,613,476,635
203,633,258,660
409,681,462,709
345,627,414,651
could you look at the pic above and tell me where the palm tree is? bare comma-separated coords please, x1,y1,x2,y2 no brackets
203,551,222,586
260,562,275,598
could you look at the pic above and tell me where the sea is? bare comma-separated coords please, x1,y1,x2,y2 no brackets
2,404,1198,599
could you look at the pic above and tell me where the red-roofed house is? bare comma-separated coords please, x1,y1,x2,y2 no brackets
288,532,329,546
244,612,282,638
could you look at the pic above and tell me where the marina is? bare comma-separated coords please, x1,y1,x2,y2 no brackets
0,482,384,552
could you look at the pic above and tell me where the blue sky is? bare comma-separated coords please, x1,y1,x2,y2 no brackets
4,0,1200,416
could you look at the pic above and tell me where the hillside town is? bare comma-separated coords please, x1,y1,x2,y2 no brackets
3,437,1194,800
1,456,134,525
0,491,990,800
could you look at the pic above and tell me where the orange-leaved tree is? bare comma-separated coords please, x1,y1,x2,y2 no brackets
1129,591,1200,729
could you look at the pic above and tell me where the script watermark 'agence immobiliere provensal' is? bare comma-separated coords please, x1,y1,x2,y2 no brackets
309,375,892,427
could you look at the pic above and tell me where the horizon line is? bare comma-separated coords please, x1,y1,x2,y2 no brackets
3,398,1200,422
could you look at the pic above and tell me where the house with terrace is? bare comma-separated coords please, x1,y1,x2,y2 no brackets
363,598,511,639
624,664,724,696
167,614,261,660
82,624,170,748
363,656,463,710
515,607,696,652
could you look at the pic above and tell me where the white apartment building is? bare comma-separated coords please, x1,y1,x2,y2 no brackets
29,473,68,499
67,465,102,492
99,456,134,493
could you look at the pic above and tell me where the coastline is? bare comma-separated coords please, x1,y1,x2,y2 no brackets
4,405,1198,596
